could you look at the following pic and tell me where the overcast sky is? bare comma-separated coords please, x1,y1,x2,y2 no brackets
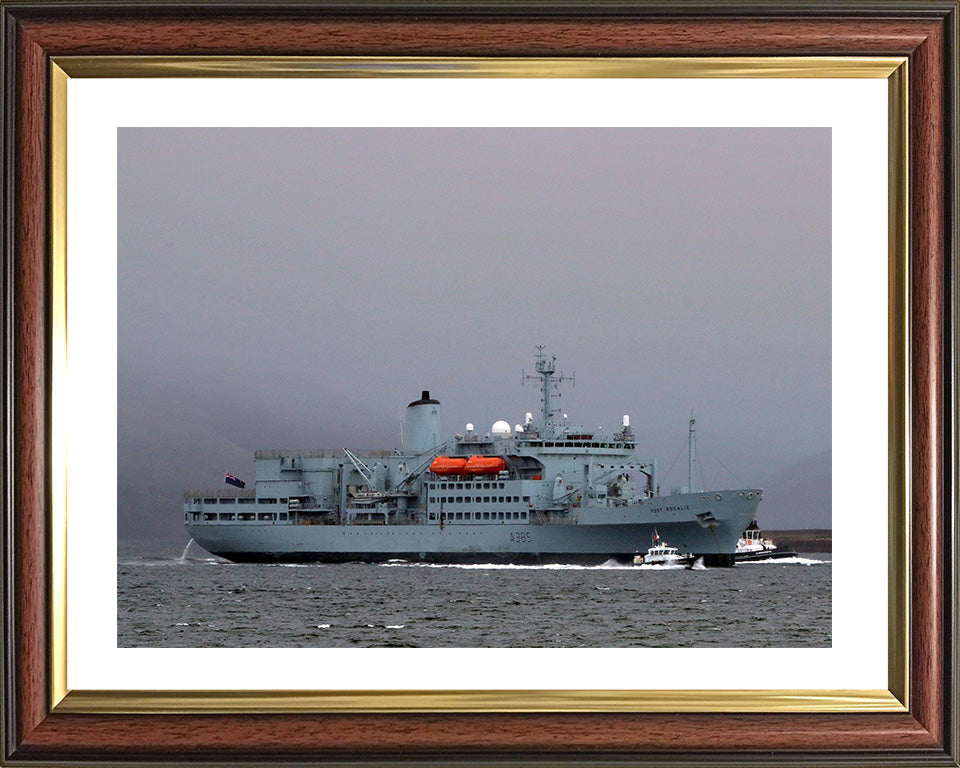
118,127,830,541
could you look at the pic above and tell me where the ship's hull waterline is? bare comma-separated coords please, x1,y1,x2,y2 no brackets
186,491,760,566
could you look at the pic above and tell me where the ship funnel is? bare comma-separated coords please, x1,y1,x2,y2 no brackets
403,390,442,455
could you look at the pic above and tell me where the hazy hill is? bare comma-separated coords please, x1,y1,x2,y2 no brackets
118,376,397,550
757,449,831,529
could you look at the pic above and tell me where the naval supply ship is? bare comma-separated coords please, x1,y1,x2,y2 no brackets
184,348,762,566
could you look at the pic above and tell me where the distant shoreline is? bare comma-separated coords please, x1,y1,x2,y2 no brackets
765,529,832,553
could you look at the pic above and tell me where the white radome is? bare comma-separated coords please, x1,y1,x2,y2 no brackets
491,420,511,435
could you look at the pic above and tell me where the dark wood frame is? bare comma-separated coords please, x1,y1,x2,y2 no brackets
2,2,957,765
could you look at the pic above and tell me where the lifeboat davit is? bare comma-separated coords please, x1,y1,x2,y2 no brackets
429,456,468,475
464,456,508,475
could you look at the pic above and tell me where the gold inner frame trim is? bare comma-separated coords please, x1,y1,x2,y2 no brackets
54,55,905,79
58,688,903,714
50,61,69,710
886,60,910,710
48,55,910,715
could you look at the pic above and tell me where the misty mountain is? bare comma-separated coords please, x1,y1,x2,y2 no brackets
118,375,401,548
757,450,831,529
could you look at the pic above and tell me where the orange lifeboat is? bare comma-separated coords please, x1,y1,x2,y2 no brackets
429,456,468,475
464,456,508,475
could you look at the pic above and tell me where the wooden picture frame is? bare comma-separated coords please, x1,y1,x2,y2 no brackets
2,2,957,765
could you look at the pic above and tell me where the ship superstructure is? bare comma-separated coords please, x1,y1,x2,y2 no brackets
184,348,762,565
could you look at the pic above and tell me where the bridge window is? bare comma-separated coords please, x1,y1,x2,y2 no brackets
203,498,217,504
238,498,255,504
218,513,235,521
203,513,217,520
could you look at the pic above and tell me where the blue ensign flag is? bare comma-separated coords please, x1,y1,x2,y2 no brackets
224,473,245,489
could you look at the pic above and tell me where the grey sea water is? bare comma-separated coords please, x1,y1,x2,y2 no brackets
117,550,831,648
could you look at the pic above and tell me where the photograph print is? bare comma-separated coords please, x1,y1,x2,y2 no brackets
117,127,831,649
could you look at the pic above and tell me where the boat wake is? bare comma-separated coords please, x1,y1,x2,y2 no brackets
737,556,829,566
378,562,638,571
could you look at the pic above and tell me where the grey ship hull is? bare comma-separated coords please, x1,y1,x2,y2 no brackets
186,491,760,566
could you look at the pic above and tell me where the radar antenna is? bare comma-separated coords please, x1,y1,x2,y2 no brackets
522,345,575,428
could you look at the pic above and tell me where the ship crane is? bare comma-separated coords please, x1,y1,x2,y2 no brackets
343,448,375,487
392,443,450,490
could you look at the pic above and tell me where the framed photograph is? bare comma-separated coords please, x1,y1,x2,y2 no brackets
2,2,956,766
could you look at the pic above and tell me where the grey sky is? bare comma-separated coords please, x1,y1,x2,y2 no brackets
118,127,830,545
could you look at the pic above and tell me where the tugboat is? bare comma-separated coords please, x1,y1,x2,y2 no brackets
183,348,763,565
633,530,692,566
734,520,796,562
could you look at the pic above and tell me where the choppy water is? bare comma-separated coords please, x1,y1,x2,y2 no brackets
118,549,830,648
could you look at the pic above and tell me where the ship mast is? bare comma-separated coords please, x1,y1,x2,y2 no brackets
523,346,574,431
688,414,697,493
